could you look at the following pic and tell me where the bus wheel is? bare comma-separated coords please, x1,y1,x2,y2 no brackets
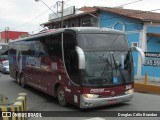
57,86,67,106
20,74,26,88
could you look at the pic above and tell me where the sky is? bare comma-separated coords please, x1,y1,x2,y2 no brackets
0,0,160,34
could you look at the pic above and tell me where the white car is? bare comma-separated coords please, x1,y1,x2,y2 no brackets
0,60,9,74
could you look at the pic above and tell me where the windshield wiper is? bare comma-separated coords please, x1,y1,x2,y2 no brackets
98,53,113,85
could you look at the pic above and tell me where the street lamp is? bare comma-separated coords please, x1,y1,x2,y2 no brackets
35,0,63,28
35,0,55,13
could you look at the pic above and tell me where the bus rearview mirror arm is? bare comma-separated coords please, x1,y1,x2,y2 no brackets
132,47,145,64
75,46,85,69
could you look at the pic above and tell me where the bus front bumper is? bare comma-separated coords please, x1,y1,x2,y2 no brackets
80,93,133,109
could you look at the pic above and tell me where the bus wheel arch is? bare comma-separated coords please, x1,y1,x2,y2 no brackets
54,83,60,97
56,85,67,106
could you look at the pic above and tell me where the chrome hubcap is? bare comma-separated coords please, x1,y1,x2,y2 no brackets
58,90,64,101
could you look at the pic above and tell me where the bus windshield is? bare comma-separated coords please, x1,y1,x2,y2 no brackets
77,33,133,87
83,51,134,87
77,33,130,51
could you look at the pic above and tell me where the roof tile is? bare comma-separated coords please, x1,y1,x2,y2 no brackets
80,6,160,22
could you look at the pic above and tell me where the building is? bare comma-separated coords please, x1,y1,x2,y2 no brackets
41,6,98,28
41,6,160,81
0,31,28,43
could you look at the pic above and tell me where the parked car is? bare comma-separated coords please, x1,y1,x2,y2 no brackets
0,60,9,74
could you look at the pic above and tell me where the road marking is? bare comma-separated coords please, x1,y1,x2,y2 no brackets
85,117,106,120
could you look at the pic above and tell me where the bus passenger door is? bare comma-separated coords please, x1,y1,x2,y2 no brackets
62,33,82,106
64,50,81,106
70,51,82,106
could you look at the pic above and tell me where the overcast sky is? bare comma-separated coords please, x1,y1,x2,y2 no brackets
0,0,160,34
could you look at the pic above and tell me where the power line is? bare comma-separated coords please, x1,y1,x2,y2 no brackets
10,2,59,31
38,0,144,30
65,0,143,8
36,0,59,18
11,9,49,31
11,1,64,32
9,0,60,31
9,0,150,32
100,8,160,21
63,0,145,26
64,0,88,8
117,0,143,8
95,0,160,22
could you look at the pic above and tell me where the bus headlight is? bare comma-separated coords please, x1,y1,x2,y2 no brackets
83,94,99,99
125,89,134,94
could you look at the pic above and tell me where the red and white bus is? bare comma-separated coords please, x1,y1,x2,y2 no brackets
8,27,144,108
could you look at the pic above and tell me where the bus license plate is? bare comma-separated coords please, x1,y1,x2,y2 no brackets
108,99,117,104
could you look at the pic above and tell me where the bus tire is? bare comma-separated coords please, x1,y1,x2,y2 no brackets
20,74,26,88
56,86,67,106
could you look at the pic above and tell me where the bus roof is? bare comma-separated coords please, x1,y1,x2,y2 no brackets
9,27,125,43
64,27,125,34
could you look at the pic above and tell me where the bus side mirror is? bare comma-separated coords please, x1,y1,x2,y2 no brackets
75,46,85,69
132,47,145,64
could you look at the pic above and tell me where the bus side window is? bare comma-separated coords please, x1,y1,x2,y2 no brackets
28,44,36,56
42,34,62,58
9,43,16,55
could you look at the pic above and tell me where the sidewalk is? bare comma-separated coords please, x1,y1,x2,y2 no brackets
134,79,160,95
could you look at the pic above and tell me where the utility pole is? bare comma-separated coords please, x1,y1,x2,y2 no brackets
57,1,64,28
61,1,64,28
35,0,64,28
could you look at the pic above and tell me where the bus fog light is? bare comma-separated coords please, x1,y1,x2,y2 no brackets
83,94,99,98
82,102,93,106
125,89,134,94
89,103,93,106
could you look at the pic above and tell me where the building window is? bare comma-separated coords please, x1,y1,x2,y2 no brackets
132,42,139,47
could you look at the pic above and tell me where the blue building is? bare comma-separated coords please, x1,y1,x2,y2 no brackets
42,6,160,81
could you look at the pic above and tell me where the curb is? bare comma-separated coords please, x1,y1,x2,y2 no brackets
134,83,160,95
0,93,27,120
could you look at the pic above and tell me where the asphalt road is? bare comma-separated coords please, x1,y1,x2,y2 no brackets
0,73,160,120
